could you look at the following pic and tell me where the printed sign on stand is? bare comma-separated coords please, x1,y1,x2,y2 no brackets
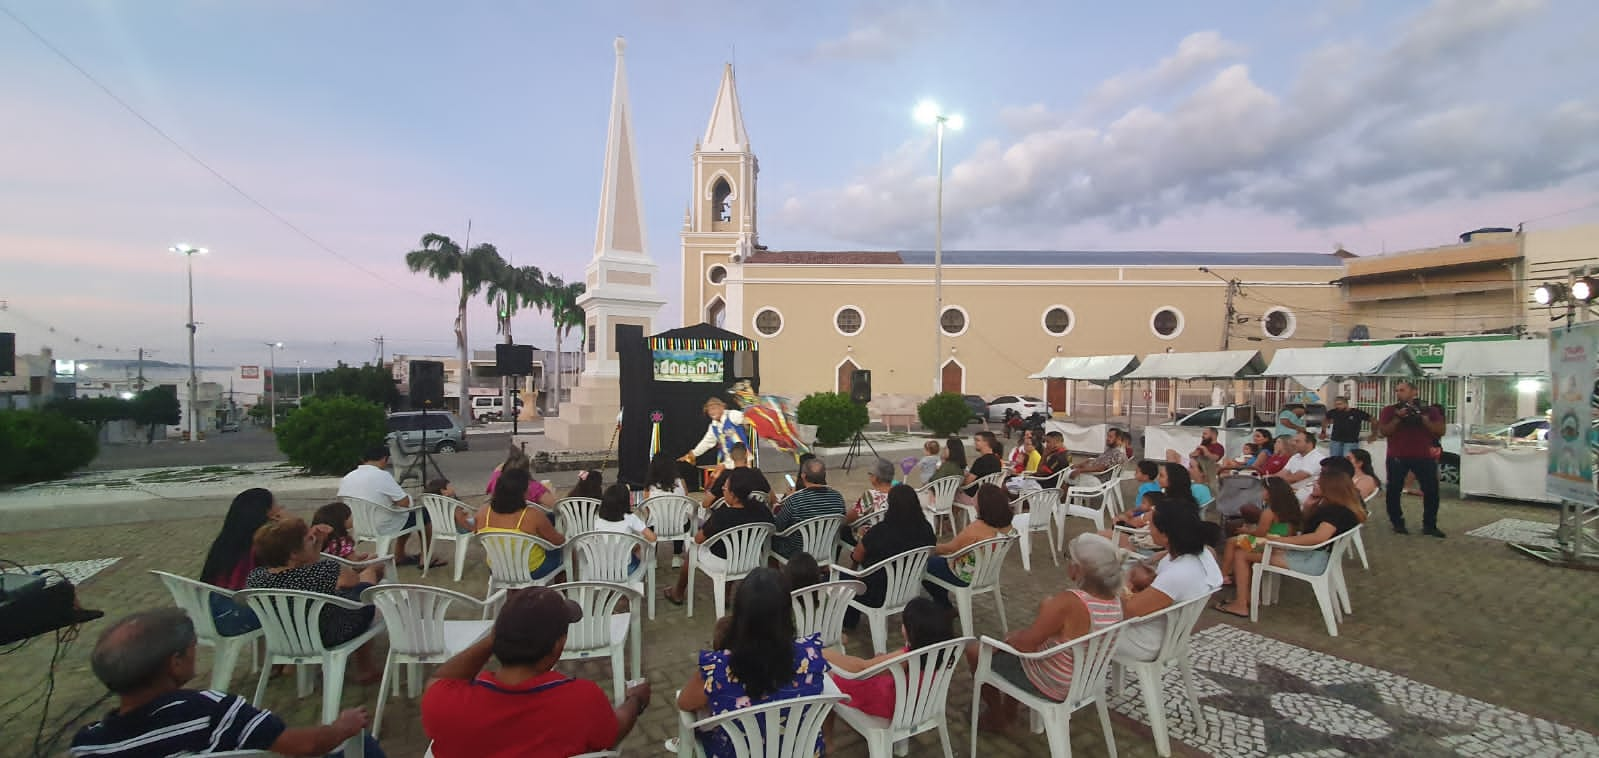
1547,322,1598,504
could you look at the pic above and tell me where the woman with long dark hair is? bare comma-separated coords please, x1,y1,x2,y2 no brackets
199,488,284,635
1221,477,1303,585
846,484,937,629
1159,462,1205,508
1117,494,1223,659
676,567,830,758
1214,471,1363,618
565,469,604,500
475,467,567,580
933,437,967,481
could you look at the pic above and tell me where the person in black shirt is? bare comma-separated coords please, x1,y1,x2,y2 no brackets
1320,395,1373,459
664,467,775,605
701,443,771,507
962,431,1004,499
844,484,937,629
1214,470,1364,618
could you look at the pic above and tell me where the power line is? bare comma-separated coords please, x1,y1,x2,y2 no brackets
0,4,442,301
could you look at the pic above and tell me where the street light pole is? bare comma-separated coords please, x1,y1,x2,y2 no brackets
264,342,283,429
915,101,962,395
296,360,305,398
171,244,208,441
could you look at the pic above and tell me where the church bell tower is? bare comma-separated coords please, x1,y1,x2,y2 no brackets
681,63,758,331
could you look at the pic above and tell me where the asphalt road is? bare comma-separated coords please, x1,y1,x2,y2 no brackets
89,425,515,472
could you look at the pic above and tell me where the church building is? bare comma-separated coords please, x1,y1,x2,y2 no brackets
678,65,1350,401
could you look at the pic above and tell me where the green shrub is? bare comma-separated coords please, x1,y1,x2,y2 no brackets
0,409,99,485
918,392,972,437
274,395,387,475
796,392,869,447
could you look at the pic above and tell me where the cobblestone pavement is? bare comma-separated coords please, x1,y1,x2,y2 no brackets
2,470,1596,758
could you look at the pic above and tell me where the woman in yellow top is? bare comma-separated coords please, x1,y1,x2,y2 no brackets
475,467,566,580
923,484,1017,609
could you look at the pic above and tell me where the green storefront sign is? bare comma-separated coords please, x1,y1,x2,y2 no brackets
1323,334,1516,368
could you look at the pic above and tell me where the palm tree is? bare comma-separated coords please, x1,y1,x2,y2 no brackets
484,259,545,419
404,234,501,417
539,276,586,413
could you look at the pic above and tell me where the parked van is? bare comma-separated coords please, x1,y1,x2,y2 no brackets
471,395,506,422
386,411,468,454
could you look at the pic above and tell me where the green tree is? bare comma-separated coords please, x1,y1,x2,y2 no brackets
917,392,971,437
305,362,401,409
0,409,98,484
538,276,586,411
484,257,546,414
404,233,503,417
274,395,387,475
52,396,133,437
131,386,181,443
796,392,870,446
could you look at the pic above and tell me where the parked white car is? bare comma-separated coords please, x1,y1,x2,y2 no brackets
987,395,1051,422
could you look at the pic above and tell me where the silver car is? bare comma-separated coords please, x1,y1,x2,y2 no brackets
386,411,468,454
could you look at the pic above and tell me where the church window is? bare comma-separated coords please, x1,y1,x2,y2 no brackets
1042,306,1074,336
834,306,864,336
1150,307,1184,339
707,265,727,285
706,298,726,329
1262,307,1296,339
712,178,733,222
939,306,968,337
754,307,783,337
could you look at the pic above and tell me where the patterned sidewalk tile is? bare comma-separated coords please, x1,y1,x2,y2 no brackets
18,557,122,586
1464,518,1560,549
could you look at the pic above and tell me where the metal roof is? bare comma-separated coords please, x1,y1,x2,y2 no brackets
893,250,1345,267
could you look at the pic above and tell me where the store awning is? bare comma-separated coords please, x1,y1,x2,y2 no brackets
1439,339,1549,376
1028,354,1140,384
1122,350,1266,381
1262,345,1423,387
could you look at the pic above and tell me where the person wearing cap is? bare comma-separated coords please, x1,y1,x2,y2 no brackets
422,587,650,757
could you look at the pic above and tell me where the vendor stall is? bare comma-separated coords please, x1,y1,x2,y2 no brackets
1441,339,1558,504
1124,350,1267,459
1029,354,1139,453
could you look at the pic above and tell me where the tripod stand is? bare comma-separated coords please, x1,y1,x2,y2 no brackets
398,401,444,485
841,426,879,472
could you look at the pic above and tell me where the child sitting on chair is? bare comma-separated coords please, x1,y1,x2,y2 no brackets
426,478,475,533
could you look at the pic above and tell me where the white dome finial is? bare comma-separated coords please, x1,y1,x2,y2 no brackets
614,36,626,55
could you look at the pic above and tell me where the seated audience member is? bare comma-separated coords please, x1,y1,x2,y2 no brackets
486,446,557,509
593,483,656,573
244,518,383,683
914,440,942,485
199,488,284,636
933,438,969,482
422,587,649,757
1129,460,1163,511
1169,427,1225,467
825,596,955,719
1346,449,1381,500
664,468,776,605
565,469,604,500
924,484,1016,609
475,467,567,581
338,445,436,568
71,608,376,758
1256,436,1293,475
312,501,373,561
1008,430,1041,475
425,477,476,533
965,533,1124,732
1063,428,1128,484
1034,431,1073,482
845,484,938,630
1214,471,1365,618
773,458,846,559
842,459,896,548
645,451,691,568
676,568,829,758
1187,459,1216,505
702,443,770,508
783,551,825,591
959,432,1005,502
1160,461,1207,510
1117,496,1223,660
1280,431,1328,503
1221,477,1302,585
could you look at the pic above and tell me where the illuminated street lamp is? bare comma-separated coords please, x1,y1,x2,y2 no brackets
264,341,284,428
171,244,208,441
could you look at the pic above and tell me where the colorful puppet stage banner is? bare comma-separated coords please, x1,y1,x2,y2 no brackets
653,349,724,383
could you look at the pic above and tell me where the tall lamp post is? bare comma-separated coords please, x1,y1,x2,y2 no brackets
915,101,962,394
296,359,307,399
171,244,208,441
264,342,283,429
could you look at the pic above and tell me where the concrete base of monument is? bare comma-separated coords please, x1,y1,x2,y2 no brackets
543,376,623,452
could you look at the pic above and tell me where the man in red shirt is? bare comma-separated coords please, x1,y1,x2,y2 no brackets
422,587,651,757
1377,381,1448,537
1190,427,1226,463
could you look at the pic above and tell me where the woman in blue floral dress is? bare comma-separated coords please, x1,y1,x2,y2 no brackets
676,568,830,757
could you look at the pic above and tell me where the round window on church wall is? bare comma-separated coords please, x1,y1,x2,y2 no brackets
754,308,783,337
835,306,863,335
940,306,967,336
707,265,727,285
1042,306,1073,336
1151,307,1183,339
1263,308,1295,339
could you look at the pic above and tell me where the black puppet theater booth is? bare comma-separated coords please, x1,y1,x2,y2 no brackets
616,323,760,487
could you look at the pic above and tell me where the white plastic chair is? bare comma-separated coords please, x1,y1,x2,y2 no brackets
770,515,845,569
642,494,701,570
969,623,1123,758
953,471,1008,528
341,495,425,560
554,497,603,536
1057,474,1123,544
833,636,974,758
686,522,775,619
570,530,657,620
1009,489,1061,573
149,571,262,691
674,693,847,758
553,581,642,704
360,584,500,737
419,493,475,581
214,733,366,758
915,476,963,538
478,531,563,595
235,588,386,725
790,579,865,650
834,547,935,655
924,535,1017,639
1251,526,1359,636
1110,595,1209,757
1350,489,1377,569
839,508,887,564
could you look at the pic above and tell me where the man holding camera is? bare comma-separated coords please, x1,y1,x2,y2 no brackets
1378,381,1448,537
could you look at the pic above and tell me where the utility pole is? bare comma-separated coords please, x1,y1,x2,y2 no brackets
372,335,386,365
135,347,150,391
1221,279,1239,350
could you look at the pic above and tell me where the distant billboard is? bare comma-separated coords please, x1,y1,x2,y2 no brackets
240,365,260,379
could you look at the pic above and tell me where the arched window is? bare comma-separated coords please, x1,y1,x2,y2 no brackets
712,178,732,222
706,298,726,329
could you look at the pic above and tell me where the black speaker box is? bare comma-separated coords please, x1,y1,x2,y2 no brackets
850,369,872,404
0,332,13,377
409,360,445,408
496,344,534,376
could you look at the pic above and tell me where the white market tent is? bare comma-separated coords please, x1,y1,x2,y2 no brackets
1028,354,1140,383
1123,350,1266,380
1438,338,1550,376
1262,344,1424,388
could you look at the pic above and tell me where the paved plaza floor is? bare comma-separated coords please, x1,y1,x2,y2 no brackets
2,460,1597,757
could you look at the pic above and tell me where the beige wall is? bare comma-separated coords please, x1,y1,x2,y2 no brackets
1522,222,1599,322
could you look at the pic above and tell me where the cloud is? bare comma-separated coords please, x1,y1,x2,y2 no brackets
780,0,1591,246
809,3,943,62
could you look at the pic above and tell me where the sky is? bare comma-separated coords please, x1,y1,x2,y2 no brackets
2,0,1596,368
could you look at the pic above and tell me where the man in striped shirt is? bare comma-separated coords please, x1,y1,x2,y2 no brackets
71,608,375,757
772,457,846,559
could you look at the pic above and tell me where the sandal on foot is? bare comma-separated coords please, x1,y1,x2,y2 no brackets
1211,602,1249,619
